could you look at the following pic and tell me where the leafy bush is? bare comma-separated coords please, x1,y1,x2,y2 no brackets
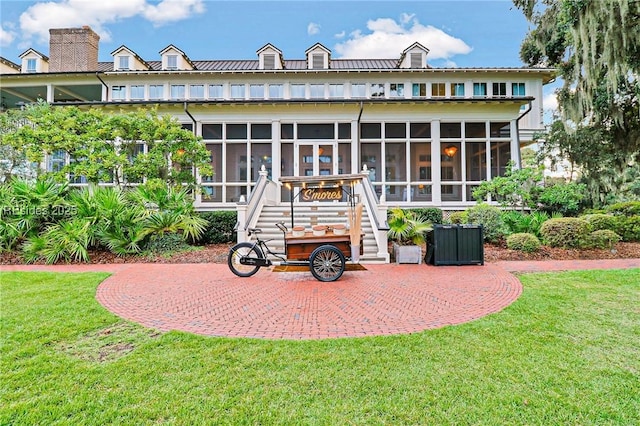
538,182,587,216
539,217,591,248
606,201,640,217
144,232,190,254
613,216,640,242
588,230,621,249
197,211,238,244
466,203,506,243
23,218,91,264
581,214,618,232
501,210,549,238
409,208,443,224
448,211,468,224
506,233,541,252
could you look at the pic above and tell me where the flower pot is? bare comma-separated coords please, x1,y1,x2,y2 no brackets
331,224,347,235
393,242,422,264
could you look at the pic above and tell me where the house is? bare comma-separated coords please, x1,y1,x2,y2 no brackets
0,26,555,260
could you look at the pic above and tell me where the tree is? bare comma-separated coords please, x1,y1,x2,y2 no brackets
514,0,640,205
0,102,212,187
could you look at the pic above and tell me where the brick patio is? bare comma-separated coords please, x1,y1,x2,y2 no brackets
4,258,638,340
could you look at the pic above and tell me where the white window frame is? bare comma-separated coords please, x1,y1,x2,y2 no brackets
268,84,283,99
26,58,37,73
166,55,178,70
118,56,130,70
230,84,246,99
190,84,205,99
170,84,186,100
130,85,145,100
351,83,366,98
112,86,126,100
249,84,265,99
209,84,224,99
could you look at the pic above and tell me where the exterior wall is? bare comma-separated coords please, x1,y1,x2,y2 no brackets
48,27,99,72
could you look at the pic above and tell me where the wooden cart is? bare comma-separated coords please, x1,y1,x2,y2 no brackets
228,174,367,282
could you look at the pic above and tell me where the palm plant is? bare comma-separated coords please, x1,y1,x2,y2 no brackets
24,218,91,264
387,207,433,245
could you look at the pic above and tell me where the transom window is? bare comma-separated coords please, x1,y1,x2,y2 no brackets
130,85,144,99
473,83,487,97
412,83,426,97
190,84,204,99
290,84,306,98
250,84,264,99
149,85,164,99
112,86,126,100
492,83,507,97
390,83,404,98
209,84,223,99
432,83,446,97
310,84,325,99
269,84,283,99
230,84,245,99
451,83,465,97
351,83,366,98
170,85,185,99
512,82,526,96
370,83,385,98
329,84,344,98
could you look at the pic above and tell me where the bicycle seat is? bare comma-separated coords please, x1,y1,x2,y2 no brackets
248,228,262,234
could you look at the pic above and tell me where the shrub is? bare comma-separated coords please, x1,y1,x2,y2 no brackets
539,217,591,248
501,210,549,238
538,182,587,216
144,232,190,254
409,208,443,224
614,216,640,242
588,230,621,249
466,203,506,243
581,214,618,232
606,201,640,217
197,210,238,244
506,233,541,252
448,211,468,224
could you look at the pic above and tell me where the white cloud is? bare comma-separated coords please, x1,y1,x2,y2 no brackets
543,91,559,112
334,30,346,39
307,22,320,36
334,15,472,61
0,25,16,47
17,0,205,44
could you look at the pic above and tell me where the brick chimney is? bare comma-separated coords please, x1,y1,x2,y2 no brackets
49,26,100,72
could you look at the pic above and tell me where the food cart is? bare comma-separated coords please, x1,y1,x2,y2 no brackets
228,174,365,281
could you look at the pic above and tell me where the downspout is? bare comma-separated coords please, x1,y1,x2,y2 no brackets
183,102,197,135
95,72,109,100
515,100,533,168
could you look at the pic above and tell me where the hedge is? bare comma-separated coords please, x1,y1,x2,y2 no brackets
197,211,237,244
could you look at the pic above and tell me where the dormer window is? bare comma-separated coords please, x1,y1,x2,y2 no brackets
26,59,37,73
167,55,178,70
305,43,331,70
117,56,129,70
263,54,275,70
410,53,422,68
256,44,284,70
312,54,324,69
398,42,429,69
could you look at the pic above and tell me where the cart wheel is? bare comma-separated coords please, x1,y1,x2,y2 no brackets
309,245,346,282
228,242,264,277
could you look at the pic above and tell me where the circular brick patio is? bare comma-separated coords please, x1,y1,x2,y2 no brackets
94,263,522,339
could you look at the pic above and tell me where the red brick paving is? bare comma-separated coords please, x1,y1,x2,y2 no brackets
3,259,638,340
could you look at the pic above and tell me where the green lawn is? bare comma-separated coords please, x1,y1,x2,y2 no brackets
1,269,639,425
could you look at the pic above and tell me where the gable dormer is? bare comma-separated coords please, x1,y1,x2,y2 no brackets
257,43,284,70
305,43,331,70
110,45,151,71
159,45,196,71
0,57,21,74
398,42,429,69
19,48,49,73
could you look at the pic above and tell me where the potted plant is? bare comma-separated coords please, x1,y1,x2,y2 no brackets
387,207,432,264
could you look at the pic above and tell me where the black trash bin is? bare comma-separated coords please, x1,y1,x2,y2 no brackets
425,224,484,266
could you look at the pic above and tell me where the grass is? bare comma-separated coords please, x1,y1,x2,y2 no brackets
1,269,639,425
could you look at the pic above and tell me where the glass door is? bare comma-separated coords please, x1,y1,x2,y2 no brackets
295,142,337,176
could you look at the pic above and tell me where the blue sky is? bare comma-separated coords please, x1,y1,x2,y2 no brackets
0,0,558,109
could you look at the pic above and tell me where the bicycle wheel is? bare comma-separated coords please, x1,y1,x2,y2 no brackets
309,244,345,282
228,242,264,277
